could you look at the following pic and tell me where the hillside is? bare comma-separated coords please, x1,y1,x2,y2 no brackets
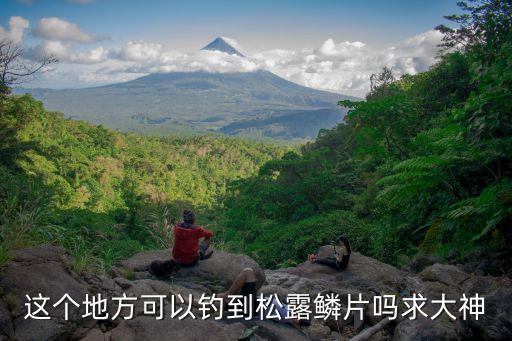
15,37,358,140
201,36,245,56
220,7,512,272
19,70,353,139
0,94,287,267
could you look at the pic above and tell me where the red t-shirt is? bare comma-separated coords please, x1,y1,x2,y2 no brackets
172,224,213,265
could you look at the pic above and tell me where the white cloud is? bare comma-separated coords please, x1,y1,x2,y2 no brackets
0,16,30,43
78,70,141,84
113,41,164,62
28,41,108,64
108,40,259,74
28,30,443,96
219,36,244,53
252,30,443,96
33,17,104,43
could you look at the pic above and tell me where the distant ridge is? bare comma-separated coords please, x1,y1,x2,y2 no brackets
17,38,360,140
201,37,244,57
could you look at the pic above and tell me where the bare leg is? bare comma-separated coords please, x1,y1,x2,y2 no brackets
223,268,256,296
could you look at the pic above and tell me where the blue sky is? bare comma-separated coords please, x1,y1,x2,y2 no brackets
1,0,462,96
3,0,459,50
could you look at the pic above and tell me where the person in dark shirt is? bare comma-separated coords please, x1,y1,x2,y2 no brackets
308,236,351,271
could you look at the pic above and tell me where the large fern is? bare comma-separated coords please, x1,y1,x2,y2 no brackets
444,180,512,241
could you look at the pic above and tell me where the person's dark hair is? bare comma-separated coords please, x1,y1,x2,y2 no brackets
183,210,195,224
338,235,351,254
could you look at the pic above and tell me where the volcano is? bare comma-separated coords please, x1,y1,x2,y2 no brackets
18,38,358,140
201,37,245,57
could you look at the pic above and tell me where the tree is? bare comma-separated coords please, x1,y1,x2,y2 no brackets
0,40,57,94
366,67,397,101
436,0,512,62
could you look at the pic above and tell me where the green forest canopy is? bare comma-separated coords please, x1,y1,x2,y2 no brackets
221,0,512,268
0,95,287,270
1,0,511,273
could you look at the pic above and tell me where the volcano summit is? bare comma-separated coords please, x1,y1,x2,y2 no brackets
18,38,356,140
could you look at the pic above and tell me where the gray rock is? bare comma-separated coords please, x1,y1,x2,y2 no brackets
110,315,247,341
244,320,310,341
119,249,169,272
419,264,470,287
283,249,408,294
0,246,94,341
307,319,332,340
14,317,73,341
457,276,512,340
120,248,266,291
125,279,171,297
79,328,107,341
393,318,457,341
0,301,14,339
11,246,67,264
114,277,133,290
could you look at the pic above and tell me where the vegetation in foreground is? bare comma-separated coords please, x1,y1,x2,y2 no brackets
221,0,512,270
1,1,510,275
0,94,286,271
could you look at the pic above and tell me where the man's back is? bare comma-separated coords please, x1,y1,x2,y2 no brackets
172,222,213,265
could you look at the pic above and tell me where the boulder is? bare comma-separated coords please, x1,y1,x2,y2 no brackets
119,249,169,272
419,264,470,287
114,277,133,290
79,328,107,341
110,315,247,341
242,320,310,341
120,248,266,292
264,269,323,294
284,248,408,294
0,245,95,341
0,301,14,339
126,279,170,297
306,319,333,340
457,275,512,340
393,318,457,341
3,243,511,341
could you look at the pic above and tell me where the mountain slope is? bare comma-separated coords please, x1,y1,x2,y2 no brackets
21,70,355,139
201,37,244,56
18,38,357,140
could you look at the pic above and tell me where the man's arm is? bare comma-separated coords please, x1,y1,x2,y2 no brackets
199,226,213,240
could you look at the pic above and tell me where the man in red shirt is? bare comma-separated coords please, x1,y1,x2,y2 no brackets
172,210,213,266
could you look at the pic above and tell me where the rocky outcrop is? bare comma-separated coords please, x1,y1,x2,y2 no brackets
282,247,409,294
419,264,471,288
393,319,457,341
0,244,510,341
457,275,512,340
120,248,266,291
0,246,96,341
110,316,247,341
0,245,281,341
